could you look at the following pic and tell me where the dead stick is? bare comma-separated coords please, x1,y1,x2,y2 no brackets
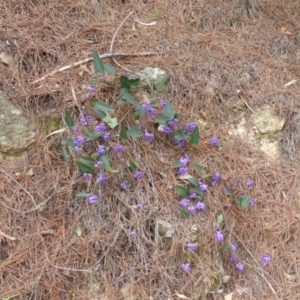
31,51,155,84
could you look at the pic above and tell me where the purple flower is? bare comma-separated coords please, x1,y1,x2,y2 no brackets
189,192,197,199
114,145,125,154
160,99,166,108
196,201,206,211
71,125,79,133
120,181,128,191
185,123,196,133
199,182,208,192
179,154,189,166
163,126,173,135
137,203,143,210
130,230,136,236
231,243,238,251
230,252,237,262
73,135,87,146
178,166,188,175
168,118,179,128
86,86,97,98
134,170,143,179
187,205,196,213
215,230,224,242
144,129,154,142
250,198,257,206
83,173,92,180
186,243,198,251
87,85,97,93
246,179,254,187
179,198,189,208
99,75,106,82
260,254,271,266
95,123,106,132
233,181,239,187
80,114,93,126
86,194,99,204
210,136,220,146
175,139,186,147
141,103,156,118
181,263,191,272
97,172,107,186
94,160,103,168
212,172,221,186
97,145,106,155
101,131,110,141
236,262,244,271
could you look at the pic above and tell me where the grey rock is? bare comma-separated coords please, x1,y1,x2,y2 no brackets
0,91,35,154
130,67,167,89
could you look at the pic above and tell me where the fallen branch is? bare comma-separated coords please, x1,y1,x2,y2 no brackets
31,51,155,84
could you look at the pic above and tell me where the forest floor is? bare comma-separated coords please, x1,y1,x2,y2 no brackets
1,1,300,299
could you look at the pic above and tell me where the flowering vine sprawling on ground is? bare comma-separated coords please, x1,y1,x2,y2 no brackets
62,50,270,284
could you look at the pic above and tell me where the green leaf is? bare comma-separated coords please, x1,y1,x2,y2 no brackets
222,275,231,283
236,195,251,210
75,161,93,173
91,152,99,160
103,113,118,129
224,188,233,196
179,209,189,219
174,129,184,141
120,76,140,89
62,147,70,161
79,156,96,166
94,101,114,113
190,125,200,145
75,226,82,237
173,160,183,168
187,176,199,187
120,124,127,141
91,131,103,139
127,126,144,137
162,101,175,119
121,89,138,106
128,160,138,171
155,116,168,125
92,50,105,74
63,138,76,148
94,107,107,119
192,164,203,174
103,162,118,173
104,63,116,75
101,153,110,165
117,99,127,105
217,214,224,224
156,74,170,91
83,126,94,138
175,185,190,197
65,110,75,128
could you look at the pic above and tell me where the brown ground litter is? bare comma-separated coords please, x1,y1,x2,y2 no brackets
1,0,300,299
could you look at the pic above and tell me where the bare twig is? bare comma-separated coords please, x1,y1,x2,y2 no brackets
0,230,16,241
109,11,134,53
31,51,155,84
240,95,255,114
109,11,153,90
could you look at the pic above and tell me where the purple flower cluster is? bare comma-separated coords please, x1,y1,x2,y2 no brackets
185,122,196,133
120,181,129,191
210,136,220,146
181,263,191,273
260,253,271,266
144,129,154,142
141,103,156,118
212,172,221,186
80,114,93,126
186,242,198,252
134,170,143,179
86,193,99,204
215,230,224,242
114,145,125,154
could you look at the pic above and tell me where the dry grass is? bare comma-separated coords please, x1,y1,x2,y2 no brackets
1,0,300,299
